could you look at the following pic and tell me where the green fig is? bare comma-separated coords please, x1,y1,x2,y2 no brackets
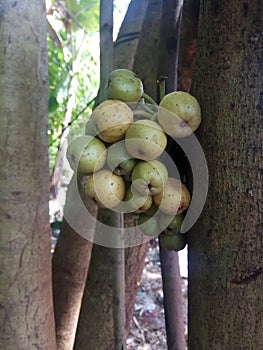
125,119,167,160
160,213,184,235
123,185,153,214
66,135,107,174
138,213,160,237
160,232,186,251
144,204,159,217
154,177,191,215
131,160,168,195
106,69,144,102
158,91,201,138
107,141,138,175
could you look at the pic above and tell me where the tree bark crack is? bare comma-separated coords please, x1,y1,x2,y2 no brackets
230,267,262,285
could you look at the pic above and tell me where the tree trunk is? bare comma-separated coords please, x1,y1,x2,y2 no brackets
52,177,96,350
114,0,149,70
188,1,263,349
0,1,56,349
132,0,163,99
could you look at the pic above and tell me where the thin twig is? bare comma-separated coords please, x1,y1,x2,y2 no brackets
49,97,96,147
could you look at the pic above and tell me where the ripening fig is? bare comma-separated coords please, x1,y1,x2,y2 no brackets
159,232,186,251
138,212,160,237
131,160,168,195
106,69,144,102
66,135,107,174
91,99,133,143
85,169,125,209
153,177,191,216
158,91,201,138
107,141,138,175
125,119,167,160
144,204,159,217
123,185,153,214
160,213,184,234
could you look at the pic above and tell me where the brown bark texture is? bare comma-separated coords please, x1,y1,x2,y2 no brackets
0,1,56,349
188,1,263,349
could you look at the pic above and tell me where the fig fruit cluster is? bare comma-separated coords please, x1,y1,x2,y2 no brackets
66,69,202,251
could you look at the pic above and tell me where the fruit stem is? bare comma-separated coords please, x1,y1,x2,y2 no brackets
141,92,158,105
158,76,167,101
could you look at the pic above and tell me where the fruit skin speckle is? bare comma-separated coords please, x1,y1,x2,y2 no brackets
158,91,201,138
91,100,133,143
85,169,125,209
106,69,144,102
125,119,167,161
153,177,190,216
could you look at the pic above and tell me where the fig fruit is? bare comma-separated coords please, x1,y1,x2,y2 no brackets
66,135,106,174
106,69,144,102
85,169,125,209
153,177,191,215
144,204,159,217
131,160,168,195
107,141,138,175
138,212,160,237
123,185,153,214
160,213,184,234
158,91,201,138
160,232,186,251
92,99,133,143
125,119,167,160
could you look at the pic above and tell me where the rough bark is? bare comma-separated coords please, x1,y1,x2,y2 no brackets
0,1,56,349
188,1,263,349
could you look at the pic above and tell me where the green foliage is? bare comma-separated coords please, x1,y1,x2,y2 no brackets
66,0,100,32
47,0,100,170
